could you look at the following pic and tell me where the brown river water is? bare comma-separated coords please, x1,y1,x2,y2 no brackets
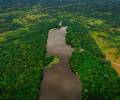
39,27,81,100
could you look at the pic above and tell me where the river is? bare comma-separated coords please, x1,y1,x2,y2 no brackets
39,27,81,100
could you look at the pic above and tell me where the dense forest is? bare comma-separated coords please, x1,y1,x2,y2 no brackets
0,0,120,100
1,0,120,7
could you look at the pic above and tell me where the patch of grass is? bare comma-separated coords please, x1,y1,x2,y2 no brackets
47,56,60,68
87,18,104,26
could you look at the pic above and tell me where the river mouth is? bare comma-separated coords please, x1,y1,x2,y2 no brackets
39,27,81,100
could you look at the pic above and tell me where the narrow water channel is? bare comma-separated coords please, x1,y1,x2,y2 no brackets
39,27,81,100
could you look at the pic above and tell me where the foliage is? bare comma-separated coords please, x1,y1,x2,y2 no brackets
70,51,120,100
0,20,57,100
66,21,120,100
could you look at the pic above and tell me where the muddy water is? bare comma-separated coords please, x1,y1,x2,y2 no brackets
39,27,81,100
